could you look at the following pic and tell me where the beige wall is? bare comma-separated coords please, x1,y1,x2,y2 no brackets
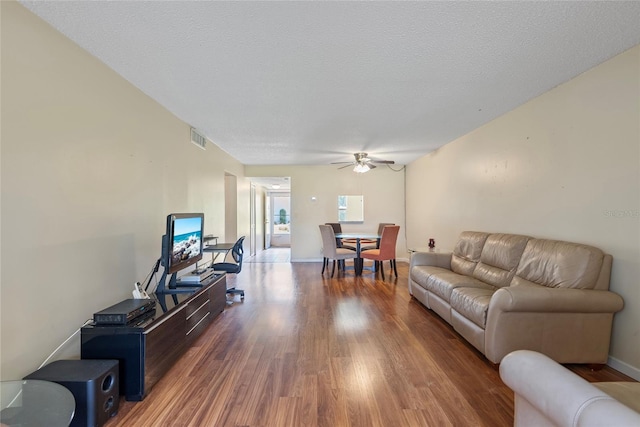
1,2,249,380
406,45,640,378
4,0,637,383
246,165,407,262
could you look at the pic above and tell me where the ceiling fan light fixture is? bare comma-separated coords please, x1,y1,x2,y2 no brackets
332,152,391,172
353,163,370,173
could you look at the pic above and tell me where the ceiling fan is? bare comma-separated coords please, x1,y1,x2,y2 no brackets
332,152,395,173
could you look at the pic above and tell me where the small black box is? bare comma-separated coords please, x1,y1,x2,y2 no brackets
93,298,155,325
25,359,119,427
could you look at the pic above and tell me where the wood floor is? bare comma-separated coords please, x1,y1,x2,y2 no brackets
245,247,291,263
106,255,633,427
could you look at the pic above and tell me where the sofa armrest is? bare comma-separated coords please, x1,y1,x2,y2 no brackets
409,251,452,270
490,286,624,314
485,287,624,363
500,350,640,427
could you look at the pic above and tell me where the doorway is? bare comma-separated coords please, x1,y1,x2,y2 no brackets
248,177,291,252
250,183,256,256
224,173,237,242
265,195,271,249
270,193,291,247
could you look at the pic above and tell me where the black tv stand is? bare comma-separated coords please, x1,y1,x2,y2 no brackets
81,273,226,401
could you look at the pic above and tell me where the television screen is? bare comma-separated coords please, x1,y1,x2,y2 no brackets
164,213,204,274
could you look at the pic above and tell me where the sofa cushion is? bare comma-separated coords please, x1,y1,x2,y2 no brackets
450,286,496,328
473,233,530,288
425,271,489,302
410,266,451,290
513,239,604,289
450,231,489,276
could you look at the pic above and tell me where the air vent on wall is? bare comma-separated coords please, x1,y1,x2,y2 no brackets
190,128,207,150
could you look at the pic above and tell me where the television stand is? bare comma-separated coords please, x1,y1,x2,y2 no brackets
81,273,226,401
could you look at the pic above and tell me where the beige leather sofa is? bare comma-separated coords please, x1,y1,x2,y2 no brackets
409,231,624,364
500,350,640,427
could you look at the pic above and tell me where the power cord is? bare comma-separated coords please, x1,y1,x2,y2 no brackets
142,258,162,293
38,319,93,370
386,164,406,172
5,318,95,408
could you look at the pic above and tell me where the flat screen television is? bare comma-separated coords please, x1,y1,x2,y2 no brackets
162,213,204,274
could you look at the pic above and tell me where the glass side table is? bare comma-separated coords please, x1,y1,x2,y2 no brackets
408,247,446,253
1,380,75,426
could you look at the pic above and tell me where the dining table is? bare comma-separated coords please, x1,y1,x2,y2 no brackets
335,233,380,276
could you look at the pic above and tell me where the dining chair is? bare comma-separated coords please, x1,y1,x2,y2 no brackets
319,225,357,277
324,223,357,251
360,225,400,279
324,222,356,271
360,222,395,251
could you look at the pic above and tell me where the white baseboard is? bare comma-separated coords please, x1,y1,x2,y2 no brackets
607,355,640,381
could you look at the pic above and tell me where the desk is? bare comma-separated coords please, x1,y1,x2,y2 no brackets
335,233,379,275
204,242,235,263
203,235,219,245
1,380,75,426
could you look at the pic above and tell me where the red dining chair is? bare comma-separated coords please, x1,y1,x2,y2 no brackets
360,222,395,251
360,225,400,279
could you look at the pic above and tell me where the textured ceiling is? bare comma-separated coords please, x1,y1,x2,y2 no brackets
19,1,640,166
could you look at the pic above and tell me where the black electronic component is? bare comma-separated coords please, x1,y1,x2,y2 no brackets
93,298,155,325
25,359,119,427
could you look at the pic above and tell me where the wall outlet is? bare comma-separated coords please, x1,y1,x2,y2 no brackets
132,282,150,299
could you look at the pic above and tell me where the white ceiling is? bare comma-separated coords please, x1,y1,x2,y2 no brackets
20,1,640,166
251,176,291,192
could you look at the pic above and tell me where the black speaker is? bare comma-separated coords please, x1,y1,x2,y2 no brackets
25,359,119,427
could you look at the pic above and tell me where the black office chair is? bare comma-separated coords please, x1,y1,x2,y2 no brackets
211,236,245,301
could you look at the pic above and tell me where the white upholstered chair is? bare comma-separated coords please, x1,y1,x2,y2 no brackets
319,224,357,277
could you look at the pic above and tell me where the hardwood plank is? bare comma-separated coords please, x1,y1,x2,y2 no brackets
105,255,634,427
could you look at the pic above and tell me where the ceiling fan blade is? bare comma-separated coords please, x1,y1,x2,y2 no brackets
331,153,393,170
